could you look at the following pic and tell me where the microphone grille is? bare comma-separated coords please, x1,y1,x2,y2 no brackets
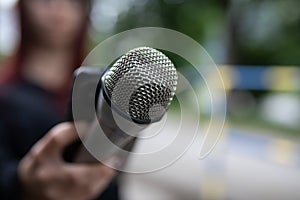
104,47,178,122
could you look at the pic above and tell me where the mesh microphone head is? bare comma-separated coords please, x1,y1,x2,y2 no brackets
104,47,178,123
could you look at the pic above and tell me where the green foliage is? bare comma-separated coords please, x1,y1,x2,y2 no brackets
109,0,300,66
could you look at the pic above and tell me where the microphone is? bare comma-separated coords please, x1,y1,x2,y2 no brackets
69,47,178,166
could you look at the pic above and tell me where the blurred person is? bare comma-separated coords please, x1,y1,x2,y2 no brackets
0,0,120,199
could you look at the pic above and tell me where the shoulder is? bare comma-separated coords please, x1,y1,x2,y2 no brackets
0,83,18,112
0,81,59,121
0,82,62,153
0,82,31,110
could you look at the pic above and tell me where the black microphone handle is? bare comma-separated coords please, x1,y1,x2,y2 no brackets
63,66,139,168
74,89,143,167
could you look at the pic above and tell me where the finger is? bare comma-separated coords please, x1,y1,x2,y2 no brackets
42,122,80,155
67,163,116,179
65,164,116,198
88,164,116,191
22,122,79,168
18,155,32,182
66,163,116,185
89,165,116,198
95,165,116,179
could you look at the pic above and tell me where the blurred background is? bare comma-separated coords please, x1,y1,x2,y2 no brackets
1,0,300,199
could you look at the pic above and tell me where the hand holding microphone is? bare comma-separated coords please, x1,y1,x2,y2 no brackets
18,122,116,200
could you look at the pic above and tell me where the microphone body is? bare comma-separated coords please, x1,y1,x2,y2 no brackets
74,73,146,165
65,47,178,167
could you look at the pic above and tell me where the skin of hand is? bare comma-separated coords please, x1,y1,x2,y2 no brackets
18,122,116,200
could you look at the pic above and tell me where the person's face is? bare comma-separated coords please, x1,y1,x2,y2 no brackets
23,0,88,48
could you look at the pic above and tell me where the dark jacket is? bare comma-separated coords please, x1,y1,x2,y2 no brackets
0,79,119,200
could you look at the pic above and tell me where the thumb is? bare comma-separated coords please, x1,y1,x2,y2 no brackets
42,122,86,156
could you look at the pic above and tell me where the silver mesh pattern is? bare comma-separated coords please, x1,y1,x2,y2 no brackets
104,47,178,122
